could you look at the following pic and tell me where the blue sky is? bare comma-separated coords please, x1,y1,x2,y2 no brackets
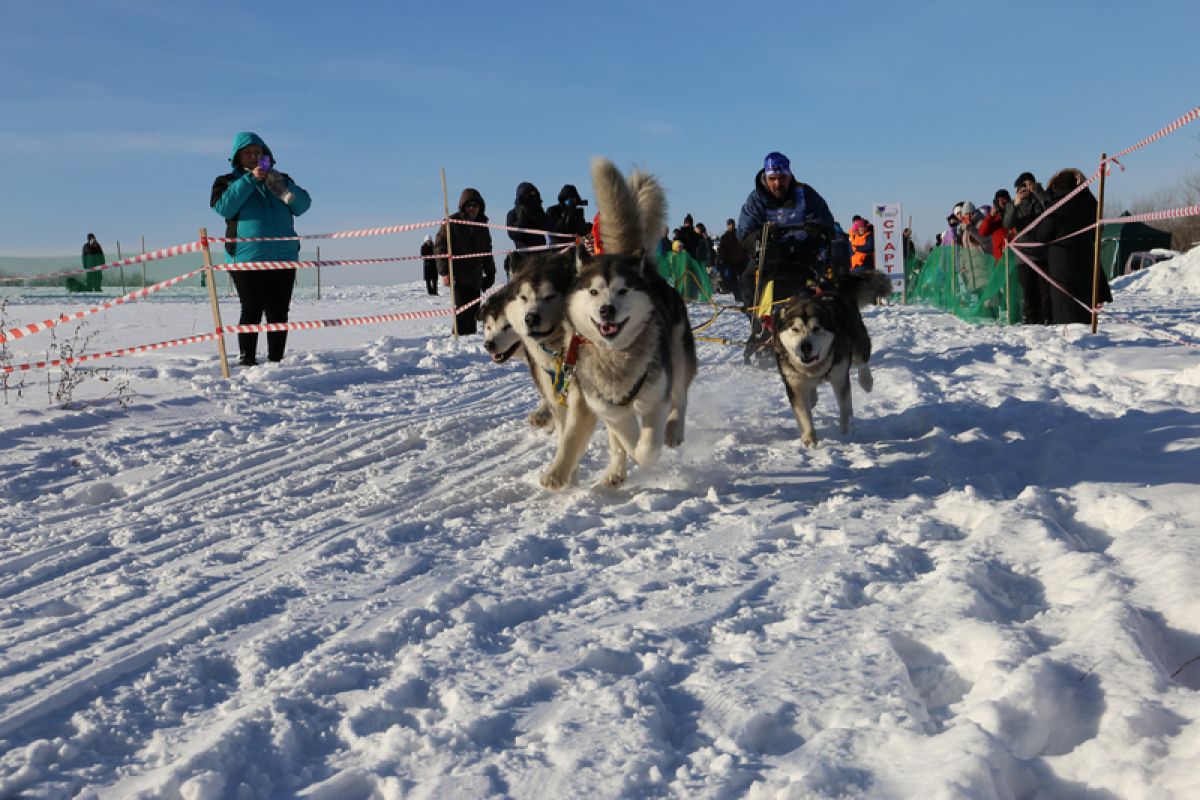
1,0,1197,282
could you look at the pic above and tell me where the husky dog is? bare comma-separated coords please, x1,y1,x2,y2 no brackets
479,289,522,365
503,251,578,434
540,158,697,490
771,270,892,447
479,288,553,429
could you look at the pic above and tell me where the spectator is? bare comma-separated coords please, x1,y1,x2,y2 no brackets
735,150,836,303
546,184,590,239
211,131,311,366
977,193,1010,262
849,215,874,272
716,218,748,299
67,233,105,292
676,214,702,260
420,234,438,295
436,188,496,335
941,211,961,247
694,222,714,276
1036,168,1112,325
1004,171,1051,324
956,202,989,251
505,182,551,279
902,227,916,259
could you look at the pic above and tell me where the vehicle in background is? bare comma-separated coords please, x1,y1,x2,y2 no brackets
1121,249,1180,275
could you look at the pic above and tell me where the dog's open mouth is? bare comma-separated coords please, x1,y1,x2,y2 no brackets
491,341,520,363
799,351,820,365
593,318,627,340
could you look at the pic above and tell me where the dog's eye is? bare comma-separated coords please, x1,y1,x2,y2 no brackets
589,288,599,296
617,288,628,296
544,293,556,300
503,324,512,331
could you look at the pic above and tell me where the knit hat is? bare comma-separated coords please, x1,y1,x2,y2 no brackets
1014,171,1036,188
764,152,791,176
960,201,976,216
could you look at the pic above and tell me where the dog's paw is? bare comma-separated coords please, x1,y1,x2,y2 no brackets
632,442,663,468
800,432,819,448
597,469,626,489
540,468,571,491
664,419,685,448
858,366,873,393
529,403,554,430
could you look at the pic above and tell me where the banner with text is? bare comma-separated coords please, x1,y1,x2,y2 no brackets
872,202,904,295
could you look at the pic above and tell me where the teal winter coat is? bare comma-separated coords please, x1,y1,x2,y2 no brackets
210,132,311,262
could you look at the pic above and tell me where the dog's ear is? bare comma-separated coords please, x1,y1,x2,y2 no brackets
573,242,591,273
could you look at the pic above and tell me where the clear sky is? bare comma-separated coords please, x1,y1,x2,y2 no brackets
2,0,1197,282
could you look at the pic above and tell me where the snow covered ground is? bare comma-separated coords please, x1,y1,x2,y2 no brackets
1,250,1198,799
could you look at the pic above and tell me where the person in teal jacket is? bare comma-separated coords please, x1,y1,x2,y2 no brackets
210,131,311,366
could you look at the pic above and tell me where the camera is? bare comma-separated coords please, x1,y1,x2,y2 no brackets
258,155,272,171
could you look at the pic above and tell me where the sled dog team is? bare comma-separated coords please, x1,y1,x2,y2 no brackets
480,158,892,490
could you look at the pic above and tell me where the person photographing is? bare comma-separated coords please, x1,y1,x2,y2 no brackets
211,132,311,366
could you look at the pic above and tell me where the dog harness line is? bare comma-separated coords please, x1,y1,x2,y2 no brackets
552,334,587,406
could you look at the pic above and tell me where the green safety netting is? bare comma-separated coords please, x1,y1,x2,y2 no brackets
657,251,714,302
903,246,1023,325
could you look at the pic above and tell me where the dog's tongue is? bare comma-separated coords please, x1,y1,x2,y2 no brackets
600,322,620,337
491,352,505,363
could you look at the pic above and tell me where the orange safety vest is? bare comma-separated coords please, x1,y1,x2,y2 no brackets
849,228,870,270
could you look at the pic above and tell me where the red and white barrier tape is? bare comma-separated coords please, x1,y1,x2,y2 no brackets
0,240,205,284
1109,107,1200,161
448,218,578,240
1005,239,1097,318
216,242,568,273
209,219,444,244
1,288,501,373
1099,204,1200,226
1011,203,1200,249
1,331,222,374
1009,107,1200,248
1009,169,1100,247
0,268,207,344
213,217,577,245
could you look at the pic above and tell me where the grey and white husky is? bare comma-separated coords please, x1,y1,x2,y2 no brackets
771,270,892,447
503,251,577,434
540,158,697,490
479,288,552,429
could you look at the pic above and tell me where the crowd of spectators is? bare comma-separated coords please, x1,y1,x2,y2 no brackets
934,169,1112,324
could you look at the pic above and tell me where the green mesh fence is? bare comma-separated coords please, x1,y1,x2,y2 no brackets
903,246,1023,325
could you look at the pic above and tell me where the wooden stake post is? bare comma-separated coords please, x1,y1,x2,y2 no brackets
199,227,231,378
316,245,322,301
441,168,458,338
1090,152,1108,334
